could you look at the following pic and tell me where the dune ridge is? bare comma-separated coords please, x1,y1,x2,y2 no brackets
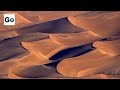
0,12,33,31
49,31,103,47
68,11,120,37
0,11,120,79
57,38,120,77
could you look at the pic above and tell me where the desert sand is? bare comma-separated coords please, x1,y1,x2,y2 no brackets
0,11,120,79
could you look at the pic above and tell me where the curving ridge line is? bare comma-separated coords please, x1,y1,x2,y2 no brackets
67,11,120,37
16,17,84,35
57,39,120,77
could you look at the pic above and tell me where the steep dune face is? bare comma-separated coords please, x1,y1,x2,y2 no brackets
49,31,103,47
57,49,109,77
8,65,58,79
93,39,120,56
0,31,18,41
0,11,120,79
77,56,120,77
0,12,33,31
15,11,91,23
68,11,120,37
21,39,68,59
7,53,54,79
16,18,84,35
57,39,120,77
0,33,48,62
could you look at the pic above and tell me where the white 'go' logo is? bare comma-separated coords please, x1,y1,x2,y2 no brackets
4,14,15,25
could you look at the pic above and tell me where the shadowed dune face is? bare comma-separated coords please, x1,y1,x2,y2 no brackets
57,49,110,77
68,11,120,37
93,39,120,56
57,39,120,77
8,65,58,78
57,46,120,77
0,33,48,62
0,11,120,79
0,33,49,45
16,18,84,35
15,11,91,23
0,31,18,41
49,44,93,61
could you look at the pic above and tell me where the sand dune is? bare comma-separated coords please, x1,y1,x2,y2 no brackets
81,74,120,79
15,11,91,23
0,11,120,79
57,49,109,77
16,17,84,35
68,11,120,37
0,33,48,62
21,39,68,59
0,61,16,78
49,31,103,47
0,12,33,31
7,35,94,79
0,31,18,41
57,39,120,77
77,55,120,77
8,65,59,79
21,36,93,61
93,39,120,56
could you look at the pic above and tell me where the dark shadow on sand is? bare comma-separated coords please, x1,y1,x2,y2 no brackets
16,17,84,35
45,44,94,67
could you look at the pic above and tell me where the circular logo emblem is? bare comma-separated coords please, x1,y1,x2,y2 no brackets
10,18,14,22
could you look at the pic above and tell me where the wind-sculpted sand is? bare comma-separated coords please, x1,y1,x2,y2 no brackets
68,11,120,37
0,12,33,31
0,11,120,79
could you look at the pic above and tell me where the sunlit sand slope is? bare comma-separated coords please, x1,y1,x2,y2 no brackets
0,12,33,31
68,11,120,37
49,31,103,47
57,39,120,77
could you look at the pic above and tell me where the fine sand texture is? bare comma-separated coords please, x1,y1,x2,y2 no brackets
0,11,120,79
68,11,120,37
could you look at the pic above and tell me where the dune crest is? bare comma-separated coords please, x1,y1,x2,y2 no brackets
68,11,120,37
21,39,68,59
0,11,120,79
15,11,90,23
57,39,120,77
49,31,102,47
0,12,33,31
93,39,120,56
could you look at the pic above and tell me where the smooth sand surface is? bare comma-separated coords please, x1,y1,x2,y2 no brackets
80,74,120,79
57,49,109,77
21,39,68,59
16,17,84,35
0,11,120,79
68,11,120,37
57,39,120,77
0,31,18,41
15,11,91,23
0,12,33,31
49,31,103,47
93,39,120,56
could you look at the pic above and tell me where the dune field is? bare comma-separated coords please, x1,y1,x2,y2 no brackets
0,11,120,79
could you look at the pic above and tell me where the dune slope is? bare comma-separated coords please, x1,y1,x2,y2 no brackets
68,11,120,37
0,12,33,31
